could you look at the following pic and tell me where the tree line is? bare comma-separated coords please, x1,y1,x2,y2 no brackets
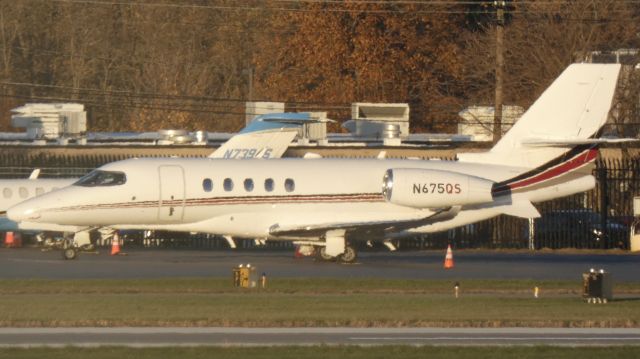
0,0,638,135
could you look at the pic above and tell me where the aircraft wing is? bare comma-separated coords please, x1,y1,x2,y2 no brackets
13,220,84,233
268,207,460,239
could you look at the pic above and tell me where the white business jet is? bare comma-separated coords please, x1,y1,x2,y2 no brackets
8,64,622,262
0,113,309,253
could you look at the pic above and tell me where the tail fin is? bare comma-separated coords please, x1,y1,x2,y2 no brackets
459,63,621,169
209,112,311,159
210,129,298,159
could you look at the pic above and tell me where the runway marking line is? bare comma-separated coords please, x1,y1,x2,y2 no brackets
350,337,640,341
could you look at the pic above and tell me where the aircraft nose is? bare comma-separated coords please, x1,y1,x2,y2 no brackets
7,201,41,222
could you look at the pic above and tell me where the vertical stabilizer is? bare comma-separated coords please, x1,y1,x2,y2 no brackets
459,64,621,169
208,113,309,159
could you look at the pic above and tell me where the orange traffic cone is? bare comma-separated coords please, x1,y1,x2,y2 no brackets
4,232,15,248
294,246,303,259
444,244,454,269
110,232,121,255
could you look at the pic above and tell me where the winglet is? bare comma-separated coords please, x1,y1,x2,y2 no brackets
28,169,41,180
303,152,323,159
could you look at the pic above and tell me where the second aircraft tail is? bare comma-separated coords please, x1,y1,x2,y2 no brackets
459,63,621,170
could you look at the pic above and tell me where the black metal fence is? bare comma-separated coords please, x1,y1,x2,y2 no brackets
416,157,639,250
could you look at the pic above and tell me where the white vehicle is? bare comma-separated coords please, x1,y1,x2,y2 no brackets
8,64,622,262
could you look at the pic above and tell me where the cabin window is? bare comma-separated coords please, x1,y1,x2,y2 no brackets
202,178,213,192
244,178,254,192
74,170,127,187
2,188,11,199
19,187,28,199
285,178,295,192
264,178,274,192
223,178,234,192
36,187,45,196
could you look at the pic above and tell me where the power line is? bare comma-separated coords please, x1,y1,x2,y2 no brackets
0,77,596,115
26,0,485,14
25,0,640,15
0,81,356,109
1,91,533,127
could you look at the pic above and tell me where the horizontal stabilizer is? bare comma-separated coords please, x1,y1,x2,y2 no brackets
261,118,335,125
500,201,540,219
522,137,638,147
246,112,333,129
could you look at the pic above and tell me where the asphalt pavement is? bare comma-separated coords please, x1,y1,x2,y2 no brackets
1,247,639,348
1,247,639,281
1,327,639,347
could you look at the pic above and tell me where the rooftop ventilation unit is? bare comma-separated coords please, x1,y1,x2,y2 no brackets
245,102,285,125
343,103,410,145
11,103,87,143
458,105,524,142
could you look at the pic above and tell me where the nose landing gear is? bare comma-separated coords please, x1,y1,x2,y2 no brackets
61,238,78,260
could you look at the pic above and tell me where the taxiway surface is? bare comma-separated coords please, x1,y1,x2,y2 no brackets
1,327,639,347
1,247,638,281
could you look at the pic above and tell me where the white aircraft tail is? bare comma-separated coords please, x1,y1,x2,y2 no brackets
208,112,334,159
458,64,620,215
208,112,312,159
459,63,621,170
210,128,297,159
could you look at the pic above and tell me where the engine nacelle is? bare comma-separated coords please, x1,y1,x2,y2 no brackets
382,168,494,209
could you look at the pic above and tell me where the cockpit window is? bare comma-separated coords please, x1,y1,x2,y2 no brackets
74,170,127,187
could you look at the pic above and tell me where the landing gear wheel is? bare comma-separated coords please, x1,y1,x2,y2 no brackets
62,247,77,260
61,238,78,260
339,246,357,263
316,247,336,262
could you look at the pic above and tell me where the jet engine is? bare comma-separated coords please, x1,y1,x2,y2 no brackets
382,168,494,209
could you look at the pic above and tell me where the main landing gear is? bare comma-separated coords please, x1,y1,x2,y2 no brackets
339,245,357,263
292,229,360,264
315,244,358,263
312,229,358,263
316,229,358,263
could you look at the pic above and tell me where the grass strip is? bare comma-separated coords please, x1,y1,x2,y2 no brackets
2,278,640,294
1,279,639,328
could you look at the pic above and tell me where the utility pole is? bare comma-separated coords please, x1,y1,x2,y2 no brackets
493,0,506,144
247,67,254,102
243,67,254,102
